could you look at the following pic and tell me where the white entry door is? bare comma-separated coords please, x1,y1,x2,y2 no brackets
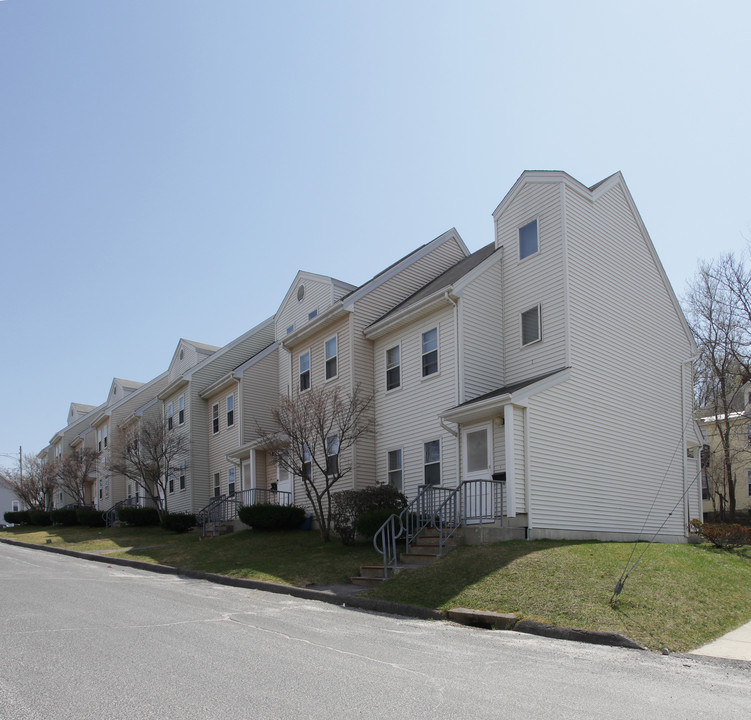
276,464,292,505
462,423,493,523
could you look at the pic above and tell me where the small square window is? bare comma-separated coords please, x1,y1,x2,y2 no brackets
521,305,541,346
519,219,538,260
308,309,318,321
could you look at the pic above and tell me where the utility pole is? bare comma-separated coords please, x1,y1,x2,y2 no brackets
19,445,23,482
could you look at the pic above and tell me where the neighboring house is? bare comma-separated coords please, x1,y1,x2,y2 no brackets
46,402,102,508
365,170,701,541
274,231,471,505
158,323,275,515
697,381,751,518
0,483,21,524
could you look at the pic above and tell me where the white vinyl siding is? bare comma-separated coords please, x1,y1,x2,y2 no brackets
373,307,458,500
458,258,504,402
520,181,694,537
496,181,567,386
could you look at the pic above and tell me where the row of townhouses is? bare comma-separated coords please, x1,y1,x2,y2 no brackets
39,171,704,541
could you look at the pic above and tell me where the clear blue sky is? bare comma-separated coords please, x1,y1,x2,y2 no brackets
1,0,749,465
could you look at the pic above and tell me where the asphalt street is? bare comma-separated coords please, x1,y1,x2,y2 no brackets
0,542,749,720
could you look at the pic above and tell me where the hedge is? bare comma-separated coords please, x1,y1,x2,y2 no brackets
3,510,30,525
28,511,52,526
238,503,306,531
76,508,107,527
116,506,160,526
50,509,79,526
161,512,196,533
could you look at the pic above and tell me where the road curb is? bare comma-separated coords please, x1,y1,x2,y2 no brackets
0,537,645,649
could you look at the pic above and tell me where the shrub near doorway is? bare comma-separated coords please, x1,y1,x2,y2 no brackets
238,504,305,531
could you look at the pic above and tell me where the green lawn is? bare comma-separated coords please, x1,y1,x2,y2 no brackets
2,525,750,652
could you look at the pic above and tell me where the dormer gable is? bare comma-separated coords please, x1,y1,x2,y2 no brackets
275,271,356,342
68,402,96,424
106,378,144,406
166,339,220,383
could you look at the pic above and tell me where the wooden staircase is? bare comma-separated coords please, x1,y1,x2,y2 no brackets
351,527,461,586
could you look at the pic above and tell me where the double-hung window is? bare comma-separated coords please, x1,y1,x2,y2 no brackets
213,472,221,498
521,305,541,346
325,336,338,380
227,394,234,427
422,328,438,377
168,471,174,493
302,445,312,482
424,440,440,485
299,351,311,392
228,467,236,496
178,396,184,425
326,435,339,477
386,345,401,390
179,463,186,490
103,424,108,448
212,404,219,434
167,403,174,430
388,449,402,491
519,219,538,260
97,430,102,452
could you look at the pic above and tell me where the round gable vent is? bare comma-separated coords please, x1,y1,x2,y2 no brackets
297,285,305,301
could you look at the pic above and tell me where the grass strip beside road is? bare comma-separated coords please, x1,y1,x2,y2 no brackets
2,526,749,652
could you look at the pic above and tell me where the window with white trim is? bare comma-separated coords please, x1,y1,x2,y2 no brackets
521,305,541,346
422,328,438,377
227,394,234,427
325,336,338,380
388,449,402,492
179,462,186,490
103,424,108,448
178,395,185,425
168,471,174,493
167,403,174,430
228,467,236,496
519,219,538,260
302,445,312,482
212,404,219,434
386,345,401,390
326,435,339,477
97,430,102,452
12,501,20,512
214,472,221,498
299,351,311,392
424,440,440,485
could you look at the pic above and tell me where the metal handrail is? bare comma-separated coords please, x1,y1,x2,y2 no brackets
234,488,292,508
373,479,506,578
373,484,439,579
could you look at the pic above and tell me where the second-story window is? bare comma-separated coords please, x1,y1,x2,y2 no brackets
212,404,219,434
519,219,539,260
178,396,184,425
179,463,186,490
97,430,102,452
299,351,311,392
521,305,542,346
302,445,312,482
422,328,438,377
326,435,339,477
227,394,234,427
167,403,174,430
325,336,338,380
103,424,108,448
386,345,401,390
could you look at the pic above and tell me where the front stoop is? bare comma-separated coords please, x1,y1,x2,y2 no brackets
351,528,461,585
200,523,234,540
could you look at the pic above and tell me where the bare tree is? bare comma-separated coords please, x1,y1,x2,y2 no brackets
256,384,373,542
686,253,751,520
0,454,58,511
56,448,100,507
109,416,188,519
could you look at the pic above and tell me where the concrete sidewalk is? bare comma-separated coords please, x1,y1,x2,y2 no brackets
690,620,751,662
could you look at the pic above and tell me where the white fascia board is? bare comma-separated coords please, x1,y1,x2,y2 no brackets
159,377,190,400
441,369,571,424
199,372,238,400
232,342,278,377
342,227,469,310
451,247,504,297
364,289,454,340
282,302,348,349
183,316,275,381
